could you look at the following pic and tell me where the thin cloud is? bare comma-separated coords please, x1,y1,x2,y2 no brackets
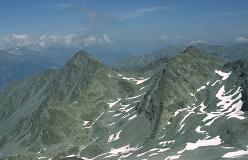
2,33,32,48
117,6,169,20
46,4,168,26
234,36,248,44
83,34,113,47
45,3,75,12
103,34,113,43
47,3,115,28
189,40,207,45
0,32,114,49
38,34,78,48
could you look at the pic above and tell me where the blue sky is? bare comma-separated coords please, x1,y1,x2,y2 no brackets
0,0,248,52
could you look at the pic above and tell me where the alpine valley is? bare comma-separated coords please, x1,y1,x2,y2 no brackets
0,46,248,160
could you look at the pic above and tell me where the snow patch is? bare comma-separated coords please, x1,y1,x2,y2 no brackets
159,140,175,146
181,136,222,151
222,149,248,158
128,114,137,121
66,154,76,158
126,93,146,100
164,155,181,160
136,77,150,85
83,121,92,128
113,113,122,117
105,145,141,158
83,121,91,126
123,77,137,81
136,148,169,157
108,130,122,143
216,86,245,120
199,102,207,114
195,126,206,134
173,108,188,117
178,124,185,132
107,98,121,108
118,74,150,85
211,80,221,86
36,148,46,155
107,122,116,127
139,86,146,90
180,111,194,125
215,70,232,80
197,85,206,92
221,146,235,149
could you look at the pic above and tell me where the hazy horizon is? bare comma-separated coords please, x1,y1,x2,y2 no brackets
0,0,248,53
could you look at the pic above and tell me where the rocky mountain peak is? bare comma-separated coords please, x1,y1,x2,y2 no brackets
65,50,101,68
182,46,202,55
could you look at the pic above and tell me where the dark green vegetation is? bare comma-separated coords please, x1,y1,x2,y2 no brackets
0,47,248,160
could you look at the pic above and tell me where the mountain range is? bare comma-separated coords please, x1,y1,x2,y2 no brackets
116,44,248,71
1,44,247,90
0,46,248,160
0,48,55,89
0,46,132,89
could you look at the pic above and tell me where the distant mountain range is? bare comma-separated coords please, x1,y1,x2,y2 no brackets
194,43,248,62
0,46,132,89
0,48,55,89
115,46,184,70
1,44,247,89
115,44,248,71
0,47,248,159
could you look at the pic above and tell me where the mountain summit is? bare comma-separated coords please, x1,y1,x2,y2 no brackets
65,50,101,67
182,46,200,54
